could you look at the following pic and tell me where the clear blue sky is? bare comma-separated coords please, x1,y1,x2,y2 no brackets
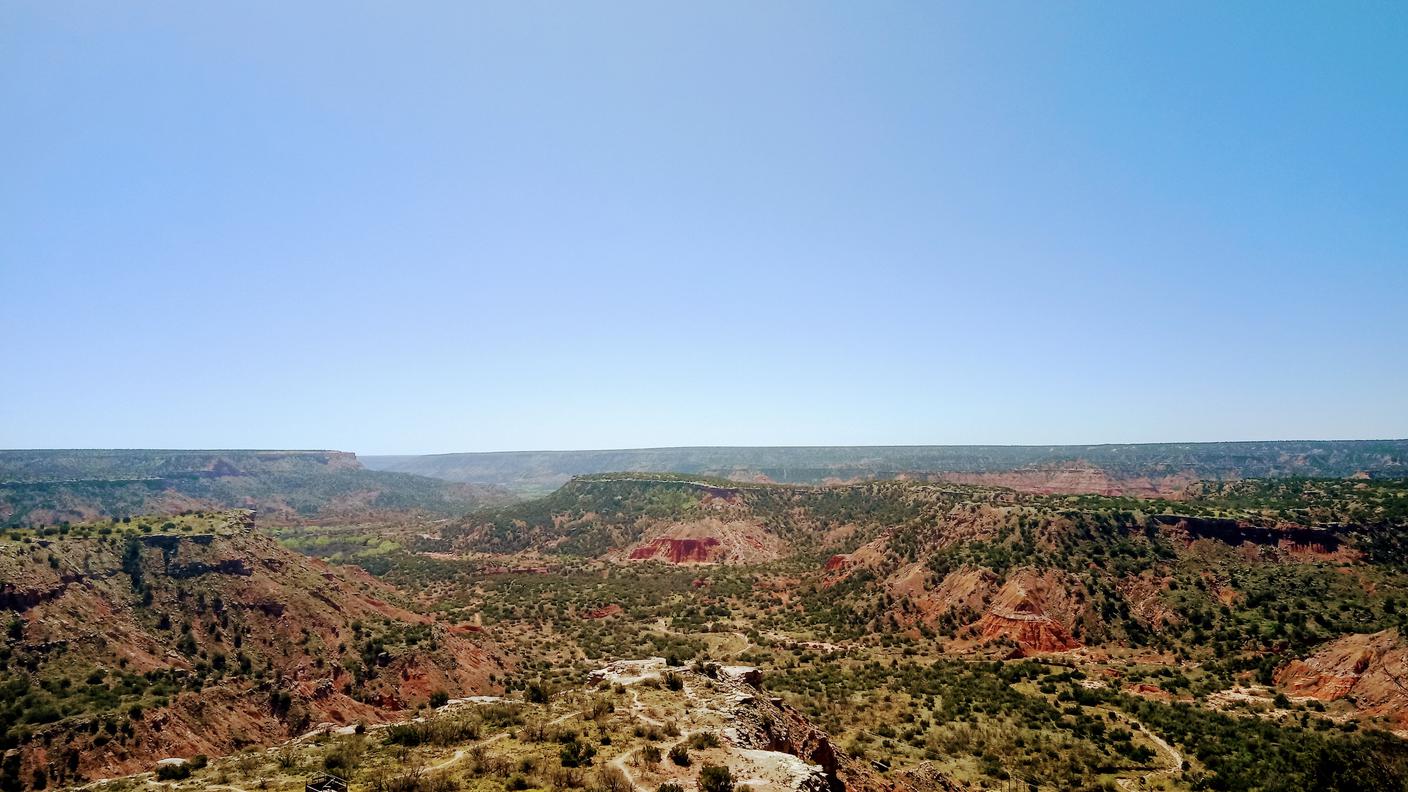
2,3,1405,454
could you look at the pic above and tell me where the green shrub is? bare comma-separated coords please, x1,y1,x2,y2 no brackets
155,763,192,781
699,765,733,792
560,738,597,768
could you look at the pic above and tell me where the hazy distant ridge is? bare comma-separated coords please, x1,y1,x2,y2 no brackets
0,449,501,525
363,440,1408,496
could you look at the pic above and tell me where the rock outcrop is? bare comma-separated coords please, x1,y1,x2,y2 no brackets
973,570,1082,654
622,518,785,565
591,660,971,792
935,464,1197,498
727,670,970,792
1276,629,1408,725
630,536,722,563
1153,515,1357,561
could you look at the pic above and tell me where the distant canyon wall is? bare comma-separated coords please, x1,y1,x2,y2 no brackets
363,440,1408,497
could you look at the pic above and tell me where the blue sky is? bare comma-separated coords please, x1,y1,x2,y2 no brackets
2,3,1405,454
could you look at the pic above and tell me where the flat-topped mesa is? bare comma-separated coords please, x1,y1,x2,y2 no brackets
0,449,362,482
361,440,1408,493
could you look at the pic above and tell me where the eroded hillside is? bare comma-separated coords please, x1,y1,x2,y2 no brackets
0,511,506,790
76,659,973,792
341,473,1408,789
13,473,1408,791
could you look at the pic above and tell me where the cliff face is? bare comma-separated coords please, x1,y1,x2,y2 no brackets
1153,515,1357,560
0,513,506,789
1276,629,1408,725
935,466,1197,498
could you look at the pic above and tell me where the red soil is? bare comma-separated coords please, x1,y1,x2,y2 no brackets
629,537,722,563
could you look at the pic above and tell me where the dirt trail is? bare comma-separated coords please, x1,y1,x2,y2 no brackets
609,674,718,792
428,707,584,774
84,701,585,792
716,630,753,657
630,688,666,727
609,748,652,792
1112,710,1183,790
649,618,752,659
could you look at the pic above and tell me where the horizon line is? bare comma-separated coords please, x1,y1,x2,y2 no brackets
6,438,1408,457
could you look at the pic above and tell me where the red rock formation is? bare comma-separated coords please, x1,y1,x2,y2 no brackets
629,537,722,563
896,566,999,626
621,518,784,565
824,554,851,572
584,604,623,619
976,610,1080,654
1124,683,1173,700
1276,629,1408,724
973,571,1081,654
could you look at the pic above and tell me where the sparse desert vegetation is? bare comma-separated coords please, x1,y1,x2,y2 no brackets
6,460,1408,790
